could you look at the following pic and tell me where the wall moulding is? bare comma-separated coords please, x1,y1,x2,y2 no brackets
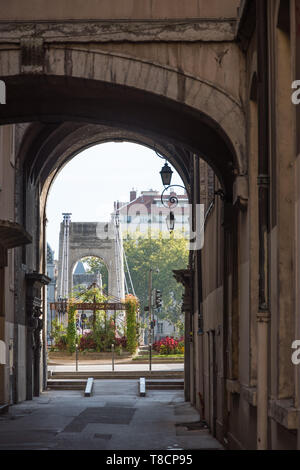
0,20,236,44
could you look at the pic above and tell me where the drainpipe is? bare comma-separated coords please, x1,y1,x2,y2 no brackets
257,311,269,449
256,0,270,450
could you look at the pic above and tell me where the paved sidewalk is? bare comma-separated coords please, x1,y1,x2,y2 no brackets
0,380,223,450
48,363,184,373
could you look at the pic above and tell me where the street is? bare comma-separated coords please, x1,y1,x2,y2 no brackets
0,380,222,451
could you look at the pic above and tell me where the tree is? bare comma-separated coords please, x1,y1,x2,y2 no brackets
84,231,189,327
123,230,189,328
83,231,189,328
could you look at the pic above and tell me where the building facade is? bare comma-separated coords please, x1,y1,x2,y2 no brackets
185,0,300,450
117,189,189,232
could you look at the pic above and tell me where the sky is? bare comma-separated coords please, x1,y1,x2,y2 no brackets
46,142,185,258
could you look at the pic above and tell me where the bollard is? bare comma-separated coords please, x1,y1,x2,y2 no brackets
75,343,78,372
149,343,152,373
139,377,146,397
112,343,115,372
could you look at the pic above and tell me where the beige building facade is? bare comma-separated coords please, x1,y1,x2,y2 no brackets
0,0,299,450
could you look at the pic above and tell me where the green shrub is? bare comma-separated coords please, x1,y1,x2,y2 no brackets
66,303,77,353
125,294,139,354
51,318,65,346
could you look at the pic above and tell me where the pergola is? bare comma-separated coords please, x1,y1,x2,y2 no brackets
50,301,126,312
49,300,126,328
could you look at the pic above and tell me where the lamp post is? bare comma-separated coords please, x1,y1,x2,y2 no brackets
148,268,153,373
166,211,176,233
57,296,62,324
75,343,78,372
81,312,86,335
59,297,67,325
159,162,186,233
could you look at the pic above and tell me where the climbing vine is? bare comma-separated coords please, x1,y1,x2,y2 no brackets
125,294,139,354
66,301,77,353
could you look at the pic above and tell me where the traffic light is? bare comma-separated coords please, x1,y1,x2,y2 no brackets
156,290,162,309
152,289,162,309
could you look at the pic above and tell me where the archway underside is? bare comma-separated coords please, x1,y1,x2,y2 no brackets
3,75,243,199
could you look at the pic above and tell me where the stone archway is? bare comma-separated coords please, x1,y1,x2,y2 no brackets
1,45,246,193
9,59,244,410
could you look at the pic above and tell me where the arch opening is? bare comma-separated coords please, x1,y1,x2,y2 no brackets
46,141,195,352
72,257,108,295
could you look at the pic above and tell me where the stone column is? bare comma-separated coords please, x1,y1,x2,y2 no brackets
0,221,32,405
0,246,7,405
256,0,270,450
173,269,193,402
25,273,50,399
221,202,235,444
256,310,270,449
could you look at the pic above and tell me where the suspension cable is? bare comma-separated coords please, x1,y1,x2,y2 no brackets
123,248,136,297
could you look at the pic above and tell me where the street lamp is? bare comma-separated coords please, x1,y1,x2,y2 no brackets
166,211,175,233
57,296,68,324
160,162,173,187
158,160,186,233
57,296,63,323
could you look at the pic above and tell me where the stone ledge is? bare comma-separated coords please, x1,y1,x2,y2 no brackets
226,379,240,395
0,20,237,43
226,381,257,408
240,385,257,407
0,219,32,249
269,399,299,431
220,382,300,430
233,175,248,211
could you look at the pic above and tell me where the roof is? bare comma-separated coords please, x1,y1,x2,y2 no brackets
47,243,54,264
74,261,86,274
